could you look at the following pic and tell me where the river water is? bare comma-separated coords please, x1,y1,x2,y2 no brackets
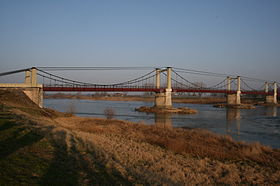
44,98,280,148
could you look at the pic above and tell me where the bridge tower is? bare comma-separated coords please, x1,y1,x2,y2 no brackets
265,82,278,104
226,76,241,105
0,67,43,108
23,67,43,108
154,67,172,108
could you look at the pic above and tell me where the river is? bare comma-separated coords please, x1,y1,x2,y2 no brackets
44,98,280,148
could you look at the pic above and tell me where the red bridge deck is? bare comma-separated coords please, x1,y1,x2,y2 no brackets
43,86,274,95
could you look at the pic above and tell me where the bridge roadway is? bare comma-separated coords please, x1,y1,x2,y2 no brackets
1,67,278,107
43,86,275,95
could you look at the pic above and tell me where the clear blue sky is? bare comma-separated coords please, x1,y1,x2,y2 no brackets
0,0,280,82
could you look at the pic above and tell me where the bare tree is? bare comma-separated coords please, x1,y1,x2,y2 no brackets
66,102,76,116
104,107,115,120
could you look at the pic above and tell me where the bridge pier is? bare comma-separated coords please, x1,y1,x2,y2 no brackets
226,76,241,105
23,87,43,108
265,82,278,104
154,67,172,108
23,68,43,108
0,68,43,108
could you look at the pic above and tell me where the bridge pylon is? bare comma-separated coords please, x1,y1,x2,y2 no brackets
226,76,241,105
154,67,172,108
23,67,43,108
265,82,278,104
0,67,43,108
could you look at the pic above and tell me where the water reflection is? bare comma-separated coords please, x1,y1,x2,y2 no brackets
154,113,172,128
266,106,277,117
226,108,241,135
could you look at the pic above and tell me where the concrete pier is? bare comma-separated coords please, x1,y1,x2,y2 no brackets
23,87,43,108
25,68,43,107
226,76,241,105
236,76,241,104
273,82,278,104
25,70,31,84
154,67,172,108
265,82,278,104
0,67,43,107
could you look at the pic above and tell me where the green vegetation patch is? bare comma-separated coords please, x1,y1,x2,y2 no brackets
0,108,131,185
0,111,80,185
0,113,49,185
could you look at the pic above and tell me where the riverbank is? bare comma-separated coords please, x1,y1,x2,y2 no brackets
1,90,280,185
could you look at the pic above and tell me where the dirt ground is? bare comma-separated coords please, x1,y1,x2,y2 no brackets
1,90,280,185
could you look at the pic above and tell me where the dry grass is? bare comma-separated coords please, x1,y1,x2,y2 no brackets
0,89,39,108
71,122,280,185
67,118,280,168
2,89,280,185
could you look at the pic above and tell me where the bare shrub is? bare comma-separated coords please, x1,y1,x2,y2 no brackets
104,107,115,120
66,102,76,116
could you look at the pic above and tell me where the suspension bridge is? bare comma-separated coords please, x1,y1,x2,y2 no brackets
0,67,278,108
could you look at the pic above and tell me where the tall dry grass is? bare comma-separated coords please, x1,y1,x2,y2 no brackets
3,89,280,184
72,118,280,168
67,118,280,184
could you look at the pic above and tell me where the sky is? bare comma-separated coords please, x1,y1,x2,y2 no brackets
0,0,280,83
